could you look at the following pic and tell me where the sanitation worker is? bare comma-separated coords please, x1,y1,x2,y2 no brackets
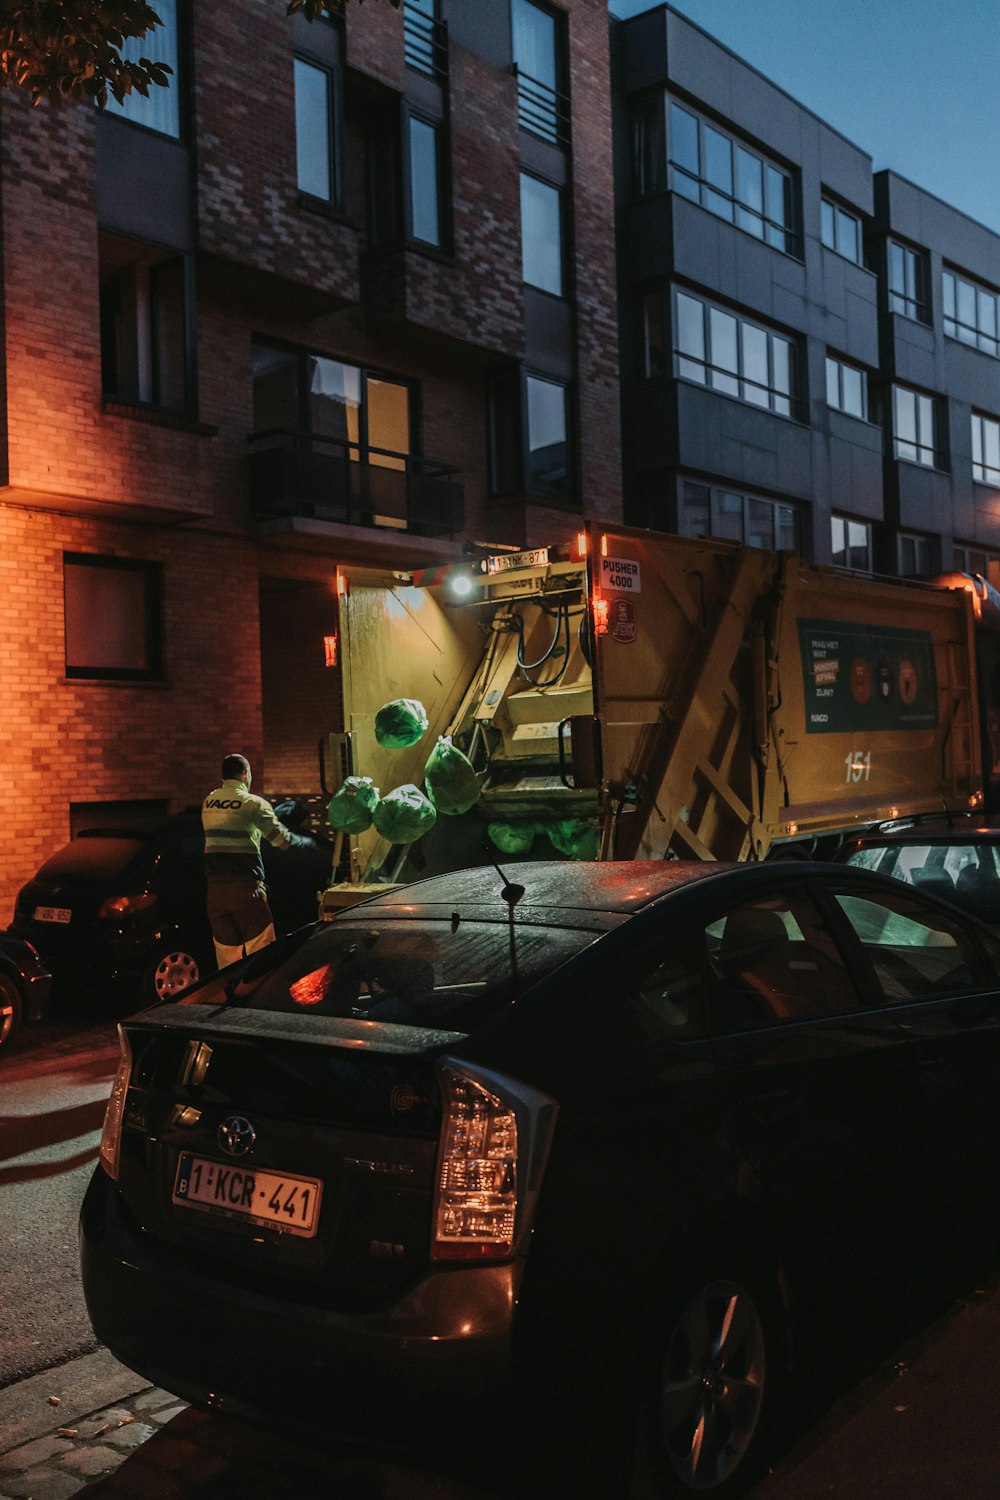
201,753,309,969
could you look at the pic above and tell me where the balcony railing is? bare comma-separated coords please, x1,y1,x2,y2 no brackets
403,5,448,80
514,64,570,148
247,430,464,537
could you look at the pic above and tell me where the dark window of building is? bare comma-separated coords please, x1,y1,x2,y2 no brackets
64,554,163,681
520,171,563,295
252,344,412,469
294,57,338,203
674,290,798,418
367,107,403,246
99,232,192,414
893,384,937,467
403,0,443,77
642,289,667,379
631,96,666,197
526,375,570,499
888,240,929,322
944,268,1000,357
486,370,573,503
513,0,566,145
680,482,799,552
831,514,873,571
826,354,868,420
666,101,797,254
407,113,443,247
820,197,862,264
899,533,933,575
103,0,181,137
955,543,1000,581
972,412,1000,486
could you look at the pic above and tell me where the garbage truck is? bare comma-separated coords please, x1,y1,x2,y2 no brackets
318,524,1000,911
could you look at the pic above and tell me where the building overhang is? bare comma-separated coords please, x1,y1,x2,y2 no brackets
0,484,212,528
254,514,465,568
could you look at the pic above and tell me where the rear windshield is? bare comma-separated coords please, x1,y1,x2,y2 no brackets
844,842,1000,893
36,837,146,880
187,919,598,1032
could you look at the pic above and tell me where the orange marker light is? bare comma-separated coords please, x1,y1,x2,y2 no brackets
592,596,609,635
575,530,588,558
336,570,347,596
600,533,609,557
324,634,338,667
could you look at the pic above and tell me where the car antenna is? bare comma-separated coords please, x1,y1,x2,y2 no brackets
941,799,956,829
487,855,525,987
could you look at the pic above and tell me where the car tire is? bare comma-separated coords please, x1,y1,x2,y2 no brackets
630,1269,786,1499
0,974,23,1050
141,942,209,1005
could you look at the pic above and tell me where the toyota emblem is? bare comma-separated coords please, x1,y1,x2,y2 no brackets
217,1115,256,1157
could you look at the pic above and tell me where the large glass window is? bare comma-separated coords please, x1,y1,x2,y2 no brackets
99,232,191,414
512,0,563,144
834,888,988,1004
294,59,336,203
252,343,411,470
899,533,933,575
825,354,868,420
525,375,569,500
667,102,796,254
408,114,442,247
972,413,1000,486
893,385,937,467
674,291,797,418
831,515,873,571
681,482,799,552
821,197,862,264
944,269,1000,357
955,543,1000,578
888,240,929,322
520,172,563,296
103,0,180,137
64,555,163,682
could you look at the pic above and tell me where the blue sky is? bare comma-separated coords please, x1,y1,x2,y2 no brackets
608,0,1000,235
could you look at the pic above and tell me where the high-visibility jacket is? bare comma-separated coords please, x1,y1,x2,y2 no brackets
202,779,301,881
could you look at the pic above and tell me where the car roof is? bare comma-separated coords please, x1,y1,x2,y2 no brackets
842,818,1000,848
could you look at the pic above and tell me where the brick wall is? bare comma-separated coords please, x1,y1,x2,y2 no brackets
0,507,261,918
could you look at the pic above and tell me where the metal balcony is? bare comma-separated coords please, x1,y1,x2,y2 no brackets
403,5,448,80
247,431,464,537
513,65,570,148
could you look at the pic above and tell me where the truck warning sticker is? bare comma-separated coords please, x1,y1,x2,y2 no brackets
599,557,641,593
798,619,938,734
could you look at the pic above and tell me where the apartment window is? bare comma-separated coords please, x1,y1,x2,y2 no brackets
820,198,862,264
520,172,563,296
407,114,443,247
252,343,411,469
103,0,181,137
831,515,873,571
668,101,796,254
888,240,929,322
899,533,933,576
99,232,191,413
972,413,1000,486
955,544,1000,579
488,371,572,501
403,0,442,77
893,385,937,467
513,0,565,145
825,355,868,420
64,555,163,681
526,376,569,499
294,59,337,203
675,291,798,418
944,269,1000,357
680,482,799,552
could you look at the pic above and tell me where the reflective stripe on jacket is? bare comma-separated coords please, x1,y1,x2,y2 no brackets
202,780,297,881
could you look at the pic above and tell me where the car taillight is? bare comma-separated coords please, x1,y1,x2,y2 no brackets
98,892,158,920
99,1026,133,1181
432,1060,558,1264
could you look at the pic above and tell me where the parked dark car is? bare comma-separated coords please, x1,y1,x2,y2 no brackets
80,860,1000,1496
0,930,52,1051
838,815,1000,925
11,807,332,1007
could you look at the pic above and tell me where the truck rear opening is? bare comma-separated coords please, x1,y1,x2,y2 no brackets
320,527,987,900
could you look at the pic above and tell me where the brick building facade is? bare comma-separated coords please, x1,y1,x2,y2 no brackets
0,0,621,917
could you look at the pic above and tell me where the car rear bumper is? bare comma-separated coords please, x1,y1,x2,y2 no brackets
79,1169,517,1442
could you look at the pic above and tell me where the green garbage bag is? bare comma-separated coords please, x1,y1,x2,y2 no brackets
424,736,480,815
326,776,379,834
544,819,600,861
373,784,437,844
374,699,428,750
487,822,537,855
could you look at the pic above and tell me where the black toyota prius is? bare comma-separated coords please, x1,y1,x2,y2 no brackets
80,860,1000,1497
